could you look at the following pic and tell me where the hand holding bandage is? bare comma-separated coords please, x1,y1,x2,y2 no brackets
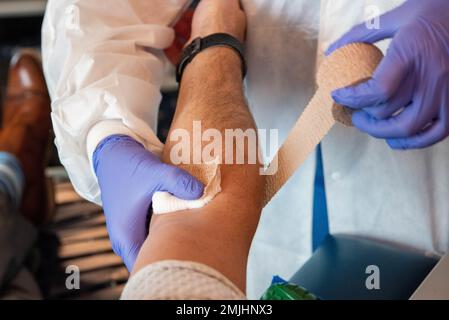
329,0,449,150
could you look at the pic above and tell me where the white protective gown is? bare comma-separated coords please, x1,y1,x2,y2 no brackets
42,0,449,299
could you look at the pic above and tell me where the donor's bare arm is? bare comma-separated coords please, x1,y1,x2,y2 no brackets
131,0,264,292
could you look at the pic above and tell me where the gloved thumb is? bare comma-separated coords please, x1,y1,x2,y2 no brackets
159,165,205,200
326,8,401,56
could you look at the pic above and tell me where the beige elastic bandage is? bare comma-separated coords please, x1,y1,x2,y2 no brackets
121,260,246,300
152,43,384,213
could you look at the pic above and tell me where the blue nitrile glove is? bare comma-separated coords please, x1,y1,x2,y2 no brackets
327,0,449,150
93,135,204,271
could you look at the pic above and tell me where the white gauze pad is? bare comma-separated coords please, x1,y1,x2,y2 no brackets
152,162,221,214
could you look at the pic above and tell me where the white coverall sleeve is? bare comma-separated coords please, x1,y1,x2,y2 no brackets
42,0,191,204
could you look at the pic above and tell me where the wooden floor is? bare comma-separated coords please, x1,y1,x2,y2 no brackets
47,180,128,300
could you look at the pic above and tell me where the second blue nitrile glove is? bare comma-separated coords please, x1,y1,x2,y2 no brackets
328,0,449,150
93,135,204,271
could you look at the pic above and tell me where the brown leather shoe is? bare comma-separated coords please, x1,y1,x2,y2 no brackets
0,51,52,225
4,50,49,124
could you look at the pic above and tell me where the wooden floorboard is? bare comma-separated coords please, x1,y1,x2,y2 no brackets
62,252,123,273
53,202,102,224
59,238,112,259
49,266,129,298
48,172,126,300
74,284,126,300
53,214,106,230
80,266,129,285
57,225,109,244
54,182,83,205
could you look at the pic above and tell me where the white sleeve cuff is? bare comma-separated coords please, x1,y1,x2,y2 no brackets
86,120,164,173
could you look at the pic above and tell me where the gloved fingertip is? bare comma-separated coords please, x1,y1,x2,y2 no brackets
325,41,346,56
190,178,205,199
387,139,408,150
325,44,338,56
179,174,205,200
332,87,353,105
326,23,368,56
351,111,371,131
166,167,205,200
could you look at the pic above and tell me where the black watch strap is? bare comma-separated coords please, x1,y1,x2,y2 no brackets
176,33,247,83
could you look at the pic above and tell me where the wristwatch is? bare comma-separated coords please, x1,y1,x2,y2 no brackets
176,33,247,83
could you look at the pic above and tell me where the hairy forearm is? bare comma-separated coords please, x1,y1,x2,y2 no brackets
132,48,264,291
172,47,254,135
